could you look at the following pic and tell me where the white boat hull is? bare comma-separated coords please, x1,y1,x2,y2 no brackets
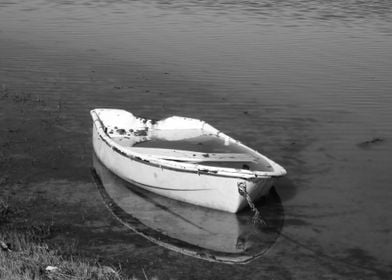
92,126,274,213
91,108,286,213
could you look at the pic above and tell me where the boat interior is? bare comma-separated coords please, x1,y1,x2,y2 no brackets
94,109,274,172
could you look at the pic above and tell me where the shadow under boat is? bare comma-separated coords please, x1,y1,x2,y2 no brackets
91,153,285,264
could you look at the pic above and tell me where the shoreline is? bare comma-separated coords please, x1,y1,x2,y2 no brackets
0,220,124,280
1,2,392,277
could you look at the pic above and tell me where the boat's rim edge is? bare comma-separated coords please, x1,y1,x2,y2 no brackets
90,109,287,179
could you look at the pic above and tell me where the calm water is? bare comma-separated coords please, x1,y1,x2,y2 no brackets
0,0,391,279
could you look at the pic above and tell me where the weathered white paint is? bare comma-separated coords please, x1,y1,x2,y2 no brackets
91,108,286,213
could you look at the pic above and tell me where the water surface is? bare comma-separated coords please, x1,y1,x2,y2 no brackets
0,0,391,279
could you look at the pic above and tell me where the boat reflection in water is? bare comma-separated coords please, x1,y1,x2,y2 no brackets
92,153,284,264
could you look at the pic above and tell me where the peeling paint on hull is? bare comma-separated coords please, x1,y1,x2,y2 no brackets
91,108,286,213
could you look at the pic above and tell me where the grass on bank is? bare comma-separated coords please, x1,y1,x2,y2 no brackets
0,199,144,280
0,228,128,280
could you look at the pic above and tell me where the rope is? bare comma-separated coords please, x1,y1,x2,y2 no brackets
237,182,266,225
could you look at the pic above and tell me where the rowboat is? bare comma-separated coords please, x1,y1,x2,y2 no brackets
92,153,284,264
90,108,286,213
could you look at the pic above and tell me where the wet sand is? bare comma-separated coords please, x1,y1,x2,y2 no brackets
1,0,392,279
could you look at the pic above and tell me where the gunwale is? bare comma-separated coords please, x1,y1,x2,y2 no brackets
91,109,287,180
